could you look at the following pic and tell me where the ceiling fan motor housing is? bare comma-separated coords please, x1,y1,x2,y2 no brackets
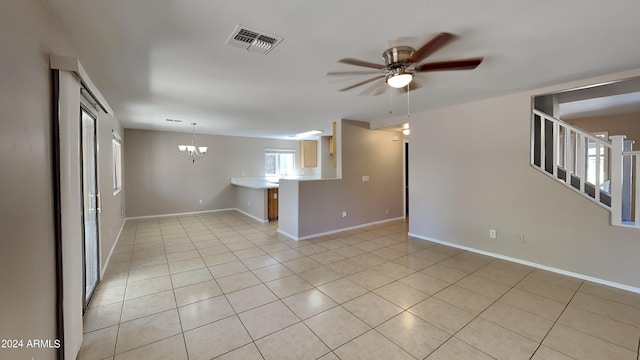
383,46,415,68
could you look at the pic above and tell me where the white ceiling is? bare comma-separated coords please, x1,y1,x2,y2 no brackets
43,0,640,138
560,92,640,120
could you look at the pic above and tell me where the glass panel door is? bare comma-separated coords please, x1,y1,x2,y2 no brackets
81,107,100,310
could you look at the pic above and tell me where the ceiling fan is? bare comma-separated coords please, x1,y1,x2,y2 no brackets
328,32,484,95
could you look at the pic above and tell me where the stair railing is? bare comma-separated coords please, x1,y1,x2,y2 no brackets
622,150,640,226
531,109,639,228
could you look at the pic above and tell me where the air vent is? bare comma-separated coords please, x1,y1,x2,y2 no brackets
165,119,182,123
226,25,283,55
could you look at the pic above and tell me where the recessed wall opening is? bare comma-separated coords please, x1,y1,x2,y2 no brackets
532,76,640,225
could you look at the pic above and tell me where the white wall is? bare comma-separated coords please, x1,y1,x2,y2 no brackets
0,2,72,359
279,120,404,239
236,186,268,222
319,135,337,179
98,111,126,273
124,129,302,217
568,112,640,146
1,1,75,359
0,2,126,359
278,179,299,238
409,68,640,290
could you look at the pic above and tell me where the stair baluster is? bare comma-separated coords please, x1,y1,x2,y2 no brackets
531,110,639,228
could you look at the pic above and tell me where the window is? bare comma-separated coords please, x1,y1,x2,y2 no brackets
112,131,122,194
265,149,295,177
586,132,608,190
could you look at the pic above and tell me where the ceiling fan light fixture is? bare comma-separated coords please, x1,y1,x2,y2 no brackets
386,70,414,88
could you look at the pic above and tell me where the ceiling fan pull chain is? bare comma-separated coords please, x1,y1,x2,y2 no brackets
407,83,411,118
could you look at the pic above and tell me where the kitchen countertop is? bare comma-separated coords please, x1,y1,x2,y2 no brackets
231,176,329,189
231,177,279,189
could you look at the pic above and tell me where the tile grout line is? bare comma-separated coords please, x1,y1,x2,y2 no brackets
527,280,583,360
538,281,640,357
173,215,193,360
326,235,500,357
271,233,455,358
190,213,265,359
402,256,539,359
115,216,194,357
111,217,179,358
231,224,408,357
109,218,138,358
112,217,183,359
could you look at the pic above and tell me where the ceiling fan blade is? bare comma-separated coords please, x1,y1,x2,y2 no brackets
410,32,457,64
415,57,484,72
360,79,389,96
338,75,386,92
338,58,387,70
327,70,387,77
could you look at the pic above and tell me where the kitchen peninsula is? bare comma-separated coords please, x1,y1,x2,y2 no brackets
231,177,279,222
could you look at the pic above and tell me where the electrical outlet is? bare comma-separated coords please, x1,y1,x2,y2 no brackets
341,210,348,218
199,199,203,204
519,235,525,243
489,229,497,239
385,209,390,215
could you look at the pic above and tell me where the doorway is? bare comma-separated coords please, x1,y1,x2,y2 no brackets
81,106,100,310
404,140,409,218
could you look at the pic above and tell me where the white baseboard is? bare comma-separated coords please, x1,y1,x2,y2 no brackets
277,229,298,240
125,208,238,220
234,208,268,223
408,232,640,295
126,208,268,223
281,216,406,241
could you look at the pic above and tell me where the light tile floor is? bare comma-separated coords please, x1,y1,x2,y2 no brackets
78,211,640,360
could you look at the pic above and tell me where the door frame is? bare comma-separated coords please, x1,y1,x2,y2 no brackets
51,55,112,360
404,139,409,219
80,101,101,311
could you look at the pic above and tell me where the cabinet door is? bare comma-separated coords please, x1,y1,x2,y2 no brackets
268,188,278,221
300,140,318,168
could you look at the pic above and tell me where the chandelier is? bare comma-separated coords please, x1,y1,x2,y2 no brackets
178,122,207,163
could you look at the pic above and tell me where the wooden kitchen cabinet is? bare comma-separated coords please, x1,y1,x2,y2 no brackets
300,140,317,168
267,188,278,221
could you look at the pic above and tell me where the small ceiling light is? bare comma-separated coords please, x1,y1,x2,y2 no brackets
295,130,323,138
386,69,414,88
402,128,410,136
